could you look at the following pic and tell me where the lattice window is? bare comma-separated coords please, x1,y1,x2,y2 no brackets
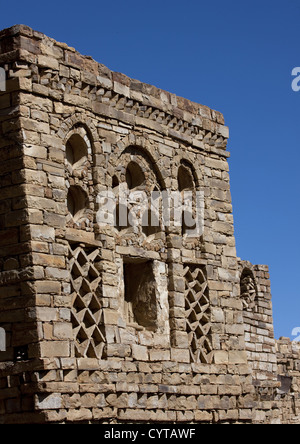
69,244,105,359
184,265,213,364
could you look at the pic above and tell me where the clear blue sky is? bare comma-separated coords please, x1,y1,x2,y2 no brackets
1,0,299,339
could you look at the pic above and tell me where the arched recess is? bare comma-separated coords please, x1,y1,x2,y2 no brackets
178,158,202,190
178,164,195,192
177,160,199,237
113,145,166,238
64,124,92,173
125,161,145,190
240,267,258,311
61,117,106,361
110,140,169,339
61,114,99,187
66,133,89,170
142,209,161,237
60,113,98,154
67,186,89,223
63,120,96,230
112,132,167,192
120,144,166,192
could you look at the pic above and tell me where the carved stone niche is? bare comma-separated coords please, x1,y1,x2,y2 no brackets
240,268,258,311
123,260,157,331
67,185,89,223
66,133,88,171
115,256,170,347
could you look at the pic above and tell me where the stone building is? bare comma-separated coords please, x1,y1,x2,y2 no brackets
0,24,299,424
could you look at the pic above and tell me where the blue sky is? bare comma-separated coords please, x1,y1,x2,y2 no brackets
1,0,299,338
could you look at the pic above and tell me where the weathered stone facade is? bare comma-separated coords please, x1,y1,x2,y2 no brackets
0,25,299,424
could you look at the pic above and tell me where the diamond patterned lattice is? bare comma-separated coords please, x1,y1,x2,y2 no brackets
184,265,213,364
69,244,105,359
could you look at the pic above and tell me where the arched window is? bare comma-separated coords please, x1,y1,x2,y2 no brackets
65,126,93,230
178,162,197,236
142,209,161,237
67,186,88,222
66,133,88,169
112,175,119,189
112,147,167,335
114,203,131,231
178,163,196,192
125,161,145,189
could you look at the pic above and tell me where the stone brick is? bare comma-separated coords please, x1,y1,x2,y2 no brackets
35,307,59,321
53,323,73,340
36,394,62,410
149,350,171,362
30,224,55,242
39,341,70,358
32,253,65,268
35,281,61,294
37,55,59,70
131,344,148,361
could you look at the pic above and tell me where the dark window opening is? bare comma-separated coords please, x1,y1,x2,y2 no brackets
66,134,88,168
67,186,88,221
142,209,161,237
178,164,194,192
123,260,157,331
114,204,131,231
126,161,145,189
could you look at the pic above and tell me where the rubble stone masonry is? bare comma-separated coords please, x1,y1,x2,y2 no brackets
0,24,299,424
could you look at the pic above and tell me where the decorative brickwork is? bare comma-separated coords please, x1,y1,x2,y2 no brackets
0,25,299,424
184,265,212,364
69,244,105,359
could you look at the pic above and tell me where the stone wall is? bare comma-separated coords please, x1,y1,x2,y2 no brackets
0,25,299,424
276,338,300,424
238,261,280,423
